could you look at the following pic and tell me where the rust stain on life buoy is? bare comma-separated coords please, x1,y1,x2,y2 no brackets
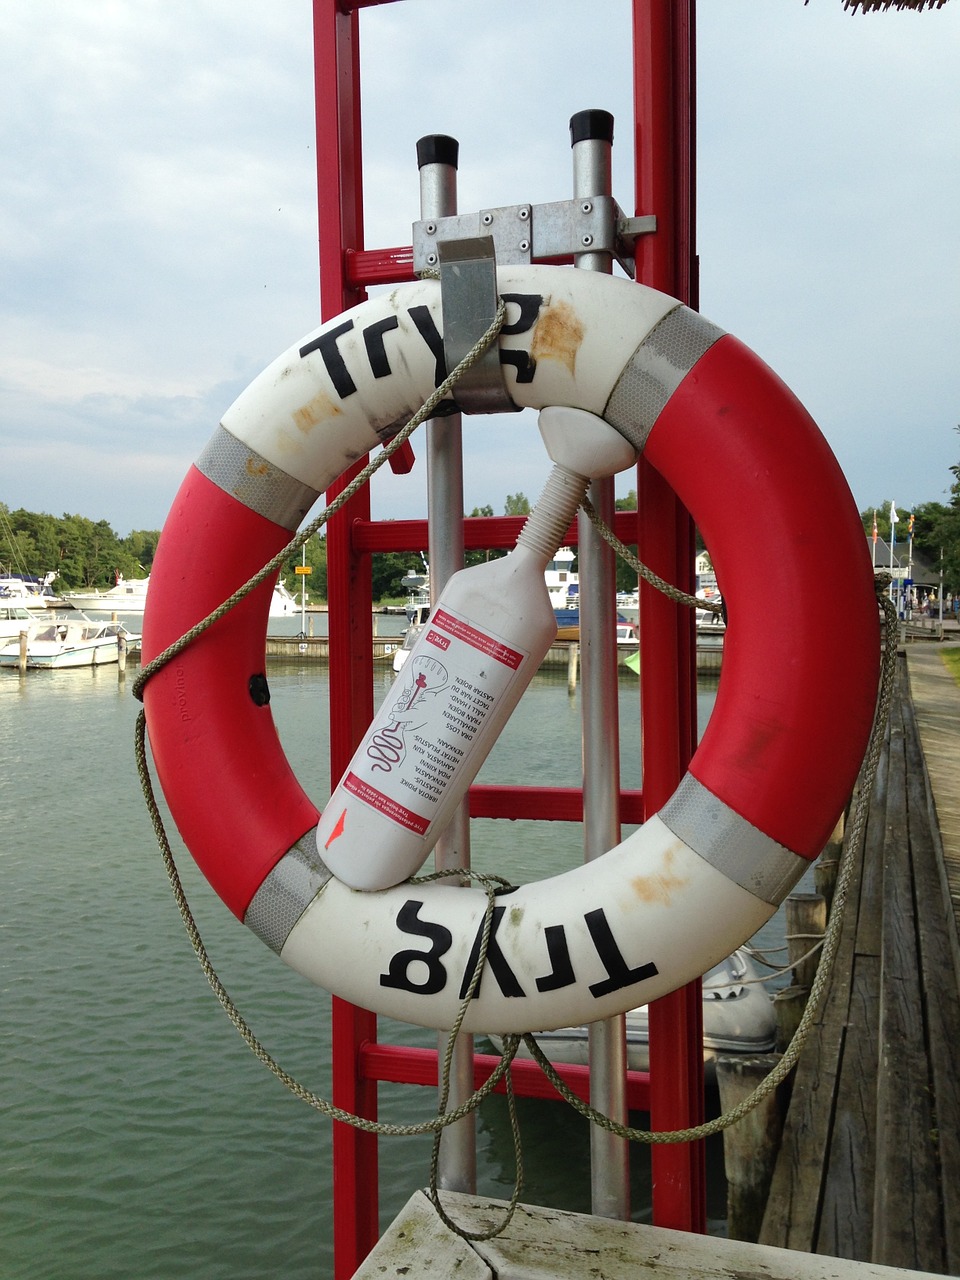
529,299,584,376
630,844,689,908
292,391,341,434
244,456,270,478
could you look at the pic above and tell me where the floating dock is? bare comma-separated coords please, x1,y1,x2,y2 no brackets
262,633,724,674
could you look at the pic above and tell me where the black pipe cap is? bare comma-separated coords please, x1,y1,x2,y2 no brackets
569,110,614,146
416,134,459,169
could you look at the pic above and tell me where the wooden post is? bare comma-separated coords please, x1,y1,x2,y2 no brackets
716,1053,784,1242
117,632,127,677
786,893,826,991
814,856,839,916
814,813,844,914
18,628,28,673
773,984,808,1053
567,642,579,694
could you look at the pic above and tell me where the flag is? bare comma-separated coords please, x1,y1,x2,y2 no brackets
889,502,899,524
871,511,878,546
909,512,915,536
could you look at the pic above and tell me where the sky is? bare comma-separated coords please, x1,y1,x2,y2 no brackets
1,0,958,541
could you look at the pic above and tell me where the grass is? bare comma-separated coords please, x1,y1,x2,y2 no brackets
942,649,960,688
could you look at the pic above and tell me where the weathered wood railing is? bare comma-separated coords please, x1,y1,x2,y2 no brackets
759,656,960,1273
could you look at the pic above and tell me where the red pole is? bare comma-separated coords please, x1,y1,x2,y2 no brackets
312,4,380,1275
632,0,707,1234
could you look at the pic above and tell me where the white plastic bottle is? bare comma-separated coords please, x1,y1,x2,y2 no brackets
316,406,637,891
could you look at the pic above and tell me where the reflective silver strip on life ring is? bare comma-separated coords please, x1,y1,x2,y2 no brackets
604,306,725,451
196,424,320,531
245,834,332,955
659,773,807,907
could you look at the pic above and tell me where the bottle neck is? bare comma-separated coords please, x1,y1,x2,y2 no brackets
515,465,587,568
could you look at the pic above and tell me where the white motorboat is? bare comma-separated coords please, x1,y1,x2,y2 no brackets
392,602,430,673
0,573,61,611
545,546,579,631
61,575,300,618
0,618,140,670
487,949,776,1076
60,574,149,613
0,604,36,642
616,621,638,647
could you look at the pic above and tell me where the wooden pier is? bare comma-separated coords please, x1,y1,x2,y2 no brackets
356,643,960,1278
262,633,724,674
759,646,960,1273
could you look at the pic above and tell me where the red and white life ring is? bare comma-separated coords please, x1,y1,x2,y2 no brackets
142,266,878,1034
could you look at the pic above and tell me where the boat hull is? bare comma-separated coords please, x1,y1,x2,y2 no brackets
487,949,775,1078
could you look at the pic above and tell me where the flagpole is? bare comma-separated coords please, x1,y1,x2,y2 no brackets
889,501,898,617
871,509,877,569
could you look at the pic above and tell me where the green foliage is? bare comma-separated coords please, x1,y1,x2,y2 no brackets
503,492,530,516
280,535,327,602
859,429,960,592
371,551,420,602
0,504,160,589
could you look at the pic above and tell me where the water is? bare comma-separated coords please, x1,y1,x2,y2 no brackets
0,656,788,1278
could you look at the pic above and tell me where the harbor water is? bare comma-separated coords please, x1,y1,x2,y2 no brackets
1,648,792,1278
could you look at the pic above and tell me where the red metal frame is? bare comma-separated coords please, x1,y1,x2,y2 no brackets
633,0,707,1233
311,2,703,1272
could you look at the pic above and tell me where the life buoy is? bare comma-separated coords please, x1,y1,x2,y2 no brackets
142,266,879,1034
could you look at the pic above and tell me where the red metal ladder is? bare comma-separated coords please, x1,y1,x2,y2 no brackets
311,3,703,1274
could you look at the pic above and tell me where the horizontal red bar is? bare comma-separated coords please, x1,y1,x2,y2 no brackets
340,0,403,12
359,1041,650,1111
469,783,644,825
350,512,640,556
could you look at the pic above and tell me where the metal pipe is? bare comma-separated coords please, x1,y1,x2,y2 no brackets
570,108,631,1222
418,134,476,1194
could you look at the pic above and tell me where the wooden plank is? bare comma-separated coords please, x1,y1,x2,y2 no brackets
352,1190,493,1277
902,682,960,1273
759,805,867,1251
817,951,879,1260
855,726,889,961
357,1190,938,1280
872,674,941,1270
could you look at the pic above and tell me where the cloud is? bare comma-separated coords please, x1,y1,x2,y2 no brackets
1,0,958,535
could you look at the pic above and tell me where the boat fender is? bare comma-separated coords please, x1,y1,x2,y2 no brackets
142,265,879,1035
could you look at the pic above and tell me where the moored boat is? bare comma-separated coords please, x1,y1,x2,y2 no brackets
0,617,140,669
61,575,300,618
487,948,776,1077
0,572,61,611
0,604,36,642
60,574,150,613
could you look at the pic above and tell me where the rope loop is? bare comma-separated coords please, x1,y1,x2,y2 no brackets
134,295,898,1239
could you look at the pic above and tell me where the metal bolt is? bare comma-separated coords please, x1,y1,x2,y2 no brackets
581,201,593,214
518,207,530,221
481,212,493,225
581,234,594,247
425,222,436,235
519,240,530,252
426,252,438,266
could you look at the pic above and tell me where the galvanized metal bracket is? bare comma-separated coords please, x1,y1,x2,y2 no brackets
414,197,656,278
437,235,518,415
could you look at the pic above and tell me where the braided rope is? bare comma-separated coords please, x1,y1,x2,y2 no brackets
507,582,899,1144
133,284,896,1232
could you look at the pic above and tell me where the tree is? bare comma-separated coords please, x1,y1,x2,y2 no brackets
938,426,960,592
504,492,530,516
280,533,327,602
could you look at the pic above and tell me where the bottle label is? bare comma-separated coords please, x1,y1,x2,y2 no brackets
342,607,527,834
